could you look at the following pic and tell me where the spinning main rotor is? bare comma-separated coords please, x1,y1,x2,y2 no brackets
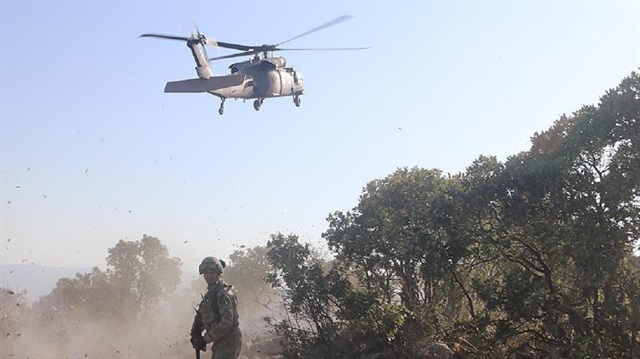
140,15,370,61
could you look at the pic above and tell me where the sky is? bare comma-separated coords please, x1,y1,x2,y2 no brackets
1,1,638,276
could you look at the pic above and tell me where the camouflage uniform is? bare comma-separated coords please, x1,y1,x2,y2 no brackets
193,278,242,359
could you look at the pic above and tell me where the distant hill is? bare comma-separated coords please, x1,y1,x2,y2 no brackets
0,264,92,303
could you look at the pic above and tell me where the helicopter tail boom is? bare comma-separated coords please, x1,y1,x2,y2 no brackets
164,74,245,93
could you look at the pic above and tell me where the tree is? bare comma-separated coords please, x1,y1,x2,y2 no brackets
106,234,182,318
33,267,111,320
33,234,182,328
0,287,27,354
265,233,358,359
463,71,640,358
318,72,640,358
324,167,472,351
224,245,282,316
222,245,286,338
24,235,185,358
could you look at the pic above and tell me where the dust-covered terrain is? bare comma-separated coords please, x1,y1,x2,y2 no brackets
2,279,283,359
0,238,285,359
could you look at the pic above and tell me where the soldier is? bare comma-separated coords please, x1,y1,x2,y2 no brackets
190,256,242,359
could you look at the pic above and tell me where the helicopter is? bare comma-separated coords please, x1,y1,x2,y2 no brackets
141,15,369,115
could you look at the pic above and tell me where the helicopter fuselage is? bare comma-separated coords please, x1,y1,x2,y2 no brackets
210,66,304,100
159,41,305,114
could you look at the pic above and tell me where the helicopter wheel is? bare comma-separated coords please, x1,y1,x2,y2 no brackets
253,99,262,111
293,95,301,107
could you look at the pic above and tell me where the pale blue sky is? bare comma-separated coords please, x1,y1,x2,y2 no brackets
1,1,638,274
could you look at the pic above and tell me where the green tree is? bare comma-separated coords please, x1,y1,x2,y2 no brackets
224,245,280,313
265,233,356,359
33,235,182,328
106,234,182,318
324,167,472,352
464,71,640,358
250,71,640,359
319,72,639,358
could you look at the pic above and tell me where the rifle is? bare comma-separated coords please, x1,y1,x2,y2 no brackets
191,308,205,358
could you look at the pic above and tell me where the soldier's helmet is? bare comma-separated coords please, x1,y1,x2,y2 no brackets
199,256,226,275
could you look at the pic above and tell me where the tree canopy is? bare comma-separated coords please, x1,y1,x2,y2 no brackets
265,71,640,358
32,235,182,325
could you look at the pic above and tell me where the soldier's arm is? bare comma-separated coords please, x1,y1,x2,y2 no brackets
203,292,235,343
191,309,204,338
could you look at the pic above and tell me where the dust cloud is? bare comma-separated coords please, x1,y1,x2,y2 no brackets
1,273,283,359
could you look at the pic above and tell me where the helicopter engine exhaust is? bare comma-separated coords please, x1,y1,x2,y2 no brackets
270,57,286,68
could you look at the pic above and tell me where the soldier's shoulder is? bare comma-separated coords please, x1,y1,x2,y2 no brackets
216,282,236,297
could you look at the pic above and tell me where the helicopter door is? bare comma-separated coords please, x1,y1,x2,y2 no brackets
279,69,294,96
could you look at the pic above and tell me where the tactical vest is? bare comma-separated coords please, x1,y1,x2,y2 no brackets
199,280,239,333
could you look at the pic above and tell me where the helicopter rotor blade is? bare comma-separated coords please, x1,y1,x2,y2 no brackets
140,31,220,50
207,46,370,61
208,49,262,61
276,15,354,47
193,21,220,51
139,33,191,41
213,41,255,52
202,43,210,61
191,19,210,59
205,38,219,48
145,15,365,62
140,32,253,56
276,47,371,51
192,17,202,36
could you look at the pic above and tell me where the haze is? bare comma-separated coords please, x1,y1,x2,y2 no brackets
1,1,638,274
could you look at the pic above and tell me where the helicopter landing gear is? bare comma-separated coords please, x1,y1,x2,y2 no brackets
293,95,301,107
218,98,225,115
253,98,264,111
